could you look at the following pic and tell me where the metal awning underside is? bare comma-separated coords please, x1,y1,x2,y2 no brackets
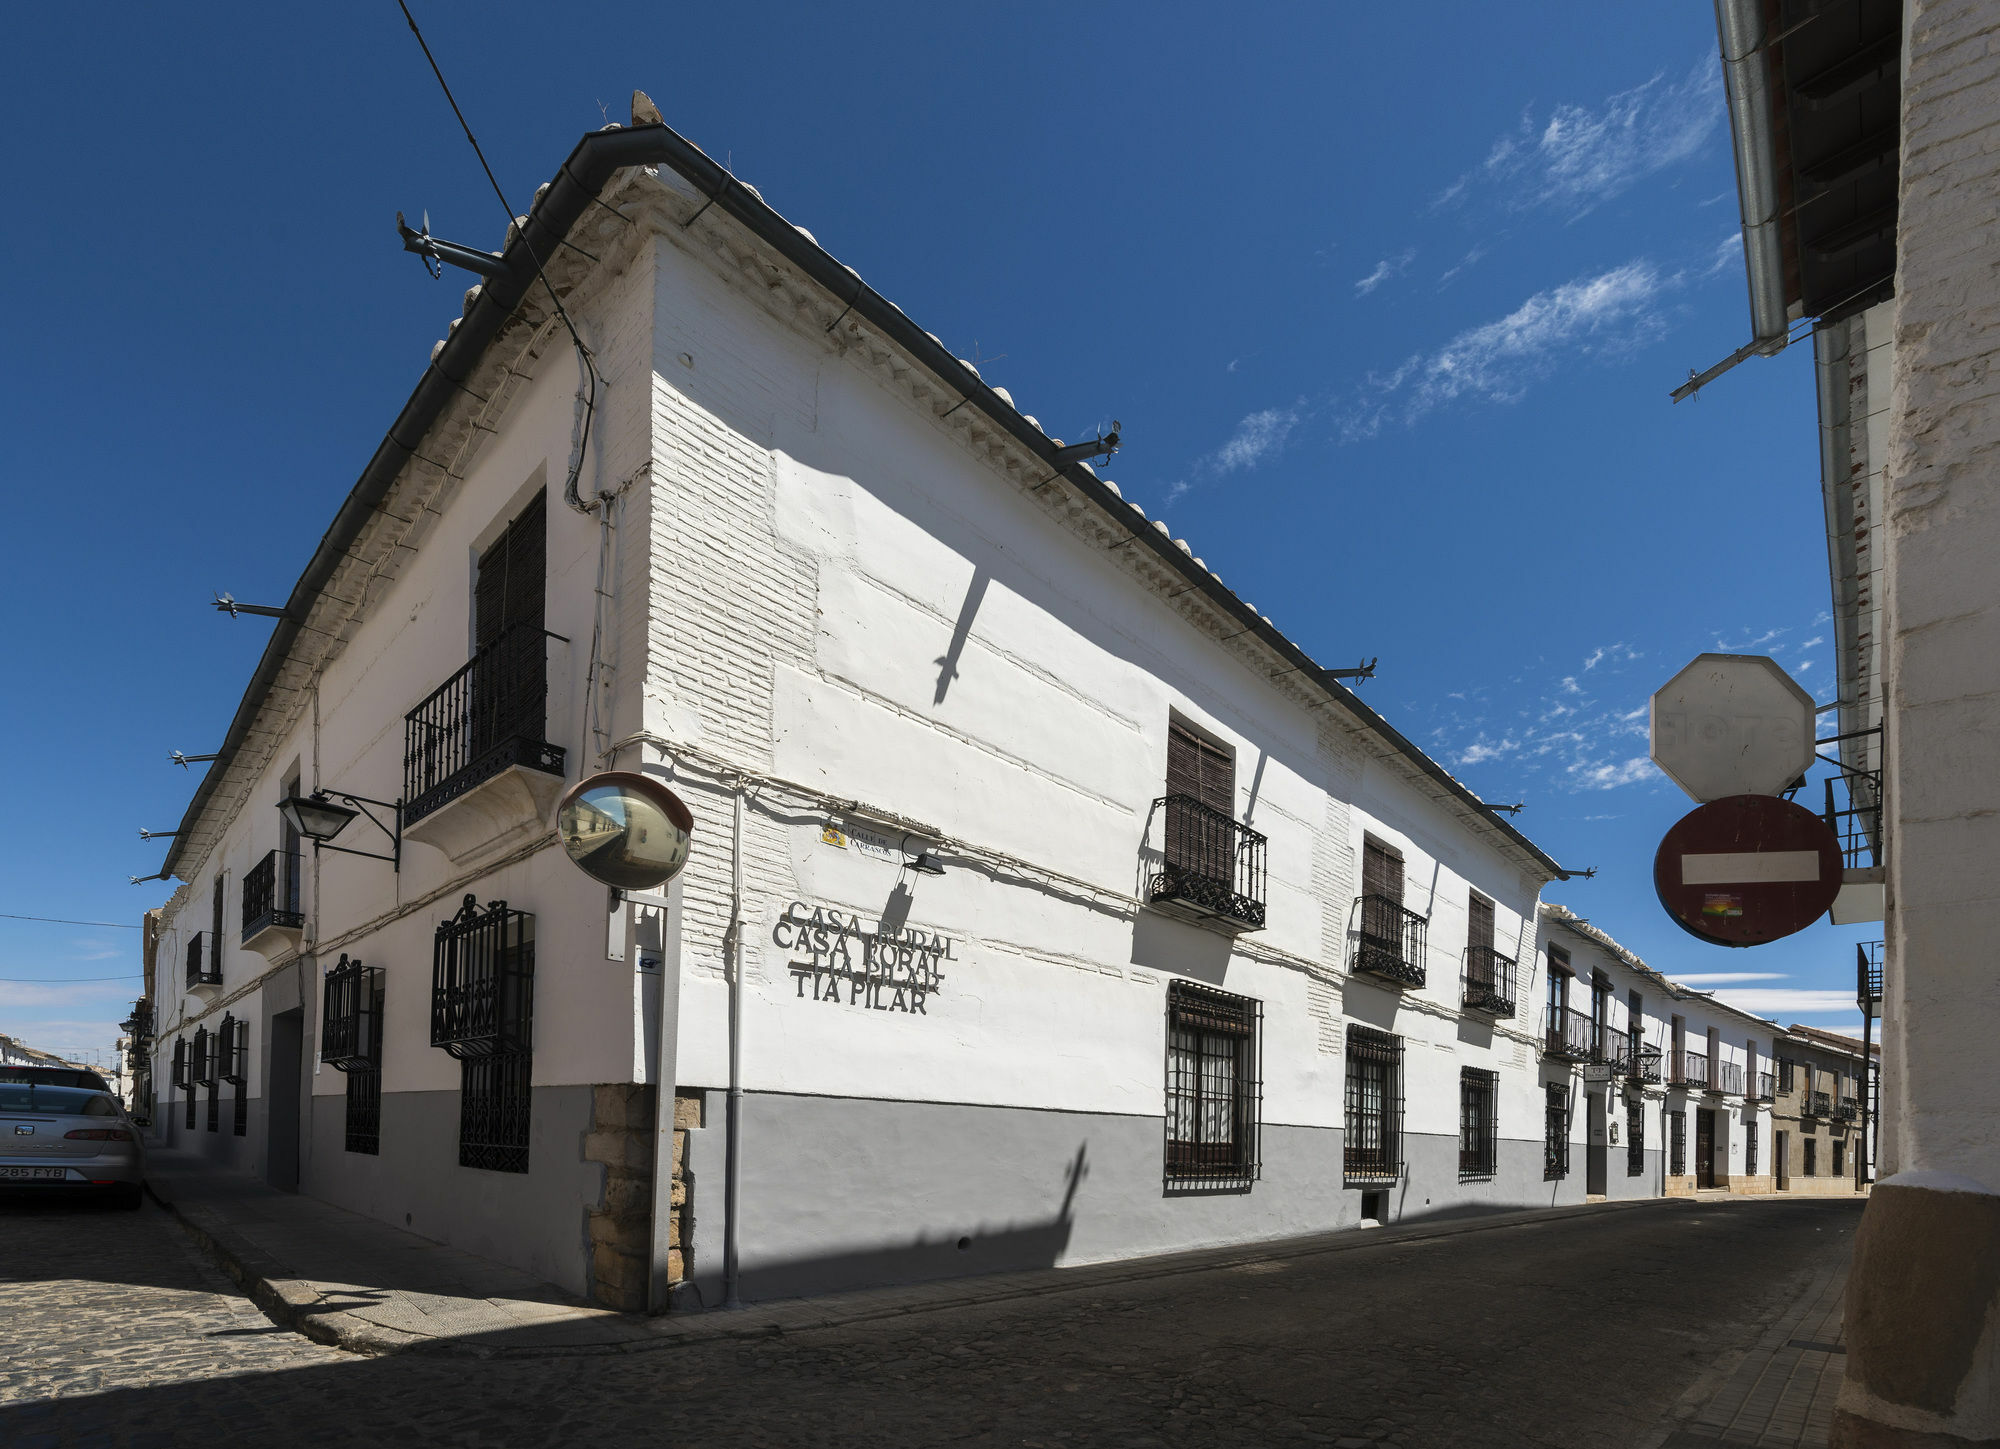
1767,0,1903,323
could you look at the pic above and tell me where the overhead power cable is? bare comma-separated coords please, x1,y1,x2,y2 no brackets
0,912,143,929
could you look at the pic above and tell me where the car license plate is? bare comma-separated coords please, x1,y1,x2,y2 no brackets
0,1167,68,1181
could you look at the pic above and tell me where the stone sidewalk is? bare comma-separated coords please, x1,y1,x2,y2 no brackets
150,1149,1691,1360
1645,1221,1852,1449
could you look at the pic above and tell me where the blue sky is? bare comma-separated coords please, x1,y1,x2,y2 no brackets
0,3,1874,1064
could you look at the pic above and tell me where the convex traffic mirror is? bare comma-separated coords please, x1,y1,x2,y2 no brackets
556,771,694,890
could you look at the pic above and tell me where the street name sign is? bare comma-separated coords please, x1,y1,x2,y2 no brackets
1653,794,1843,947
1650,653,1816,802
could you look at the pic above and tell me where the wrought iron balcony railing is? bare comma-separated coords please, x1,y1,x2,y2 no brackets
1353,895,1427,989
404,622,566,827
1462,947,1516,1017
1753,1071,1775,1102
431,896,536,1059
1146,795,1268,933
1858,940,1884,1011
1834,1099,1858,1122
1606,1034,1662,1083
1544,1004,1596,1062
241,849,305,942
1805,1090,1832,1117
1718,1061,1745,1095
1672,1050,1710,1090
1821,755,1883,872
321,955,384,1071
185,931,220,989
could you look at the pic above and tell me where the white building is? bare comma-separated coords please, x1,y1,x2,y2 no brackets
140,108,1789,1314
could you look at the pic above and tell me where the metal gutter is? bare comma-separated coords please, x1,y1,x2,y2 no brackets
1814,322,1867,759
164,121,1570,883
1715,0,1792,350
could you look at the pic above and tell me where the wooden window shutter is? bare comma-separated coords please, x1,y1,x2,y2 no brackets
475,490,547,648
1361,837,1403,904
1166,721,1234,816
1467,893,1494,954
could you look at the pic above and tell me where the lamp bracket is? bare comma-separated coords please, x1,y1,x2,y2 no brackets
308,790,404,873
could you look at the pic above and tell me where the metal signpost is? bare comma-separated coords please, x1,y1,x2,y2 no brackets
1650,653,1817,803
1652,794,1844,946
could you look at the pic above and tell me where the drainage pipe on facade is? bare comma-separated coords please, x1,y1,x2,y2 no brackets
722,780,745,1309
1714,0,1790,351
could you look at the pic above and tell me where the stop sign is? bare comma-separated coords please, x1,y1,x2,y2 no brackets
1653,795,1843,947
1650,653,1816,802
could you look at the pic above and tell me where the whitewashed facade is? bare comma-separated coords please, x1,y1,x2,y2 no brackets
142,114,1789,1312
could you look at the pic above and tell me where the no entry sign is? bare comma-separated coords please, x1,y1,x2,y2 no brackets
1654,794,1843,947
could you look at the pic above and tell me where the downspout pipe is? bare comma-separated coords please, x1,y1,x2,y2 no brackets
1715,0,1791,351
722,781,745,1310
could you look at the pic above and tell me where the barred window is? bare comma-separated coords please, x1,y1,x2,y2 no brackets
434,897,535,1174
1778,1058,1795,1092
1833,1138,1845,1176
1626,1097,1645,1176
1345,1026,1403,1182
1670,1111,1687,1176
460,1051,531,1173
1543,1085,1569,1180
1804,1136,1818,1176
1747,1115,1759,1177
347,1066,382,1156
1164,981,1261,1185
1459,1068,1498,1178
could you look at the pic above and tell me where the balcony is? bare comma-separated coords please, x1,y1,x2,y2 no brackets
320,956,383,1072
1462,947,1516,1018
430,896,536,1060
1834,1099,1858,1122
1352,895,1427,989
241,849,305,959
1672,1051,1710,1091
1753,1071,1775,1102
1717,1062,1745,1096
1804,1090,1832,1118
1858,940,1884,1011
184,931,220,993
1543,1005,1596,1062
1606,1034,1662,1084
1145,795,1268,934
402,623,567,864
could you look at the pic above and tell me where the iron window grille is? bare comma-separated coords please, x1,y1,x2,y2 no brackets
1344,1026,1404,1183
170,1037,189,1090
1459,1068,1498,1178
1778,1059,1796,1092
1146,795,1268,933
218,1015,248,1084
1162,980,1262,1186
241,849,305,941
192,1026,216,1088
459,1050,531,1173
1626,1098,1645,1176
431,896,535,1058
346,1065,382,1156
404,622,566,828
1747,1117,1759,1177
206,1076,219,1134
1352,895,1427,989
1670,1111,1687,1176
1544,1004,1596,1062
321,956,384,1070
185,931,220,989
1462,947,1516,1017
1543,1085,1570,1180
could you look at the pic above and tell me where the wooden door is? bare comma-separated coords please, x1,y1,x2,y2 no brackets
1695,1108,1717,1188
1776,1130,1790,1190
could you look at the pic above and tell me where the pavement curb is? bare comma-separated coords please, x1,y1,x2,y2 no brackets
147,1182,1701,1360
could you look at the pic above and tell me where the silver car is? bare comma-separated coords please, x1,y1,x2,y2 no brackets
0,1080,145,1207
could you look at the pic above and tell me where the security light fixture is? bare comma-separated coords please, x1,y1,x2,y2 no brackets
278,790,402,872
212,592,288,620
1049,424,1121,467
906,852,947,876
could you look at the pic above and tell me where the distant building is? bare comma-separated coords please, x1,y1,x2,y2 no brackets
1769,1026,1878,1197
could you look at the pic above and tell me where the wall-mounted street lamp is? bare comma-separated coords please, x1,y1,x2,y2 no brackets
277,790,403,872
137,829,182,841
905,851,947,876
211,592,289,620
170,751,221,770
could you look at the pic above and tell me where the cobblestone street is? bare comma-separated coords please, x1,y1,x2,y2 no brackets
0,1194,1860,1448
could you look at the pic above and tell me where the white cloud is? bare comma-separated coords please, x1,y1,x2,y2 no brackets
1213,408,1299,473
1437,245,1488,288
0,981,133,1008
1343,260,1670,437
1702,231,1743,279
1666,972,1790,985
1703,988,1868,1015
1799,636,1824,649
1354,249,1416,297
1441,59,1724,219
1459,736,1519,766
1568,756,1656,789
